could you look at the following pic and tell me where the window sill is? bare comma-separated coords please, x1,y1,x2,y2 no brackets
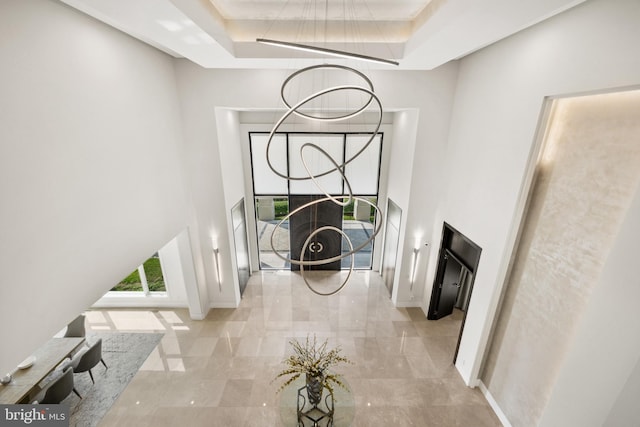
92,292,187,309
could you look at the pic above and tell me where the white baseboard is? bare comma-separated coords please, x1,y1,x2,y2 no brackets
92,294,188,309
209,301,239,309
188,310,207,320
478,381,512,427
394,299,423,308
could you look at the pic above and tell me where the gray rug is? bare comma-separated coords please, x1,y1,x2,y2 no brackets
62,332,163,427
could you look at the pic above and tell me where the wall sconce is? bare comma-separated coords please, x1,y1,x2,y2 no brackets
409,247,420,293
409,243,428,298
212,237,222,292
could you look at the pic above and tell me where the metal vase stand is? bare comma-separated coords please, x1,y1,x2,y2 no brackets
297,384,334,427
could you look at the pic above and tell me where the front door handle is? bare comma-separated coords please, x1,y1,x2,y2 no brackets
309,241,324,253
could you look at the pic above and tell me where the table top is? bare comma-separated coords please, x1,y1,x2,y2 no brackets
279,375,355,426
0,337,85,404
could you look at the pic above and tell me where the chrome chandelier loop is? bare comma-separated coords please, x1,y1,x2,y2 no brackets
300,226,354,296
281,64,375,121
270,196,382,267
267,64,384,296
266,84,382,181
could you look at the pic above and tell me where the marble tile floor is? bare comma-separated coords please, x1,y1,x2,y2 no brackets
93,271,501,427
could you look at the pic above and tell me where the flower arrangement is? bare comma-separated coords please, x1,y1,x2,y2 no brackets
274,335,353,399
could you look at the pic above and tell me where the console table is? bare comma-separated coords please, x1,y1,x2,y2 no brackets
279,376,354,426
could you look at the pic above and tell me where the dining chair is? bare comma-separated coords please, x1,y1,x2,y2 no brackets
67,338,108,384
63,314,86,338
34,367,81,404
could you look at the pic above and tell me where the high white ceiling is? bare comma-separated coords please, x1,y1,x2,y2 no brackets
60,0,586,70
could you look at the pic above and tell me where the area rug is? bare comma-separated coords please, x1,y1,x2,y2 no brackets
63,332,163,427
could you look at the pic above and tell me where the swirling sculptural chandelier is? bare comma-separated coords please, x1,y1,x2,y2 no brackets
266,64,384,295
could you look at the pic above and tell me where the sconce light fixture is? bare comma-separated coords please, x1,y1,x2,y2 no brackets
409,247,420,293
212,237,222,292
409,242,428,298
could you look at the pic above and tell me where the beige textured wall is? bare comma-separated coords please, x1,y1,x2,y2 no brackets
481,90,640,426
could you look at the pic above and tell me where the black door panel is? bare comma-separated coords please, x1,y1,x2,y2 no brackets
431,252,464,319
289,195,342,271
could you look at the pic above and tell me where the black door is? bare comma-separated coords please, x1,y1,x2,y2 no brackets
427,222,482,361
429,251,464,319
288,195,342,271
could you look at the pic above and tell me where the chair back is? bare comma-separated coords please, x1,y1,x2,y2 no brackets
40,368,74,404
74,338,102,373
64,314,86,338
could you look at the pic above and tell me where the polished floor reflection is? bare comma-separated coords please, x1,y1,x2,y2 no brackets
93,271,500,426
257,220,375,270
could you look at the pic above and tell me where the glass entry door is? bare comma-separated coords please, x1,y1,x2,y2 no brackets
249,132,382,271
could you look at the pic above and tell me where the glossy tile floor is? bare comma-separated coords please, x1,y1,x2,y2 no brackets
93,271,501,426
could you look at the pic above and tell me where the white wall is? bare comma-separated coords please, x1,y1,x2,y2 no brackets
93,233,190,308
440,0,640,387
157,236,188,303
604,356,640,427
482,90,640,426
215,108,245,306
538,184,640,426
375,69,459,308
0,0,189,374
174,68,281,309
385,110,418,304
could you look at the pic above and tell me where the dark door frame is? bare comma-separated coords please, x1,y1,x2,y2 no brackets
427,222,482,362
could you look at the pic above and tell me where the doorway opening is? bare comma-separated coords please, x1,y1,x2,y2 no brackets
249,132,382,271
427,222,482,362
381,198,402,296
